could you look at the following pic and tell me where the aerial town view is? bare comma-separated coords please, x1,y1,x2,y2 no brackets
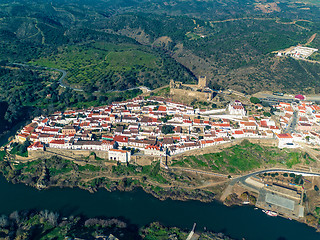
1,0,320,239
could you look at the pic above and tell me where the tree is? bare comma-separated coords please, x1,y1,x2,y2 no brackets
0,215,8,227
250,97,261,104
205,125,211,130
263,112,271,117
161,125,174,134
9,211,20,223
113,142,119,149
48,212,59,226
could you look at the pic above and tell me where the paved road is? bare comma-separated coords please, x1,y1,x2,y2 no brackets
221,168,320,200
231,168,320,187
11,63,151,93
285,111,298,133
12,63,83,91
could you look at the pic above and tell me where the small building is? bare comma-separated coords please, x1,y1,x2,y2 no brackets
27,142,44,151
295,94,305,101
144,145,164,156
276,133,295,148
16,133,30,143
62,125,76,135
228,101,246,116
108,149,131,163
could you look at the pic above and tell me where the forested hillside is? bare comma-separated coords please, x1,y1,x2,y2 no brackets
0,0,320,133
1,0,320,93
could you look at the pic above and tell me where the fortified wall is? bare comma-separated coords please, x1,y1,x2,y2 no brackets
21,139,277,165
169,76,215,102
170,88,212,102
27,148,109,161
167,138,277,163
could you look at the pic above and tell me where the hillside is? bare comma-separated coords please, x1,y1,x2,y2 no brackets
30,41,196,91
101,14,320,94
0,0,320,96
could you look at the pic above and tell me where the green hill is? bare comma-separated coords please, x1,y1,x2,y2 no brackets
30,41,196,91
0,0,320,95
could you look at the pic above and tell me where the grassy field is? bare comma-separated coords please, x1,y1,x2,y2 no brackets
171,141,315,174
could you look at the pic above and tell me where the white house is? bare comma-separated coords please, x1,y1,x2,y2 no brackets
108,149,131,163
228,100,246,116
276,133,296,148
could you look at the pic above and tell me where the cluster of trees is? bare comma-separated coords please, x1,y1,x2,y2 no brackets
161,125,175,134
0,210,59,239
0,64,147,136
0,209,144,239
10,141,30,156
84,218,127,228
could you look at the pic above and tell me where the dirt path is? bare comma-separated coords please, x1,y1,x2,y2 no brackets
51,3,75,22
170,166,229,178
307,33,317,44
210,17,272,24
82,172,227,191
34,21,45,44
210,17,312,31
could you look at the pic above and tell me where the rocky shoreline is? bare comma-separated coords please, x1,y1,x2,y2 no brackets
6,170,216,203
1,156,320,234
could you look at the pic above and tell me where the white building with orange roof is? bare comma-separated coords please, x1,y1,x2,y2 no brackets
240,121,257,130
144,145,164,156
228,100,246,116
27,142,44,151
276,133,296,148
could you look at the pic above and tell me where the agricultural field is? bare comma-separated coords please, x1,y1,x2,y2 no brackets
30,42,194,91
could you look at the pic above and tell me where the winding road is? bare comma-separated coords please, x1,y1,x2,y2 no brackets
12,63,83,91
221,168,320,201
11,63,151,94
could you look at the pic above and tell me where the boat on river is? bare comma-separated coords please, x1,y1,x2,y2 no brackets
262,210,278,217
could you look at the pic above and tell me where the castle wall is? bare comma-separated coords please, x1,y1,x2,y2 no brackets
27,148,110,161
170,88,211,102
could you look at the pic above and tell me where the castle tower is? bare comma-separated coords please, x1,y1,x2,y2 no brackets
170,79,175,89
198,76,207,88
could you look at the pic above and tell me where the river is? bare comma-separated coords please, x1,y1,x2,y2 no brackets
0,176,318,240
0,130,319,239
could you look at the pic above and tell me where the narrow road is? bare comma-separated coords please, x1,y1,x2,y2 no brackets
285,111,298,133
11,63,83,92
169,166,229,178
221,168,320,200
10,63,151,93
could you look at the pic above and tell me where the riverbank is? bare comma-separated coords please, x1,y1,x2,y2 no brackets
0,173,319,240
0,154,222,204
2,144,320,233
0,209,235,239
2,137,320,235
2,154,320,234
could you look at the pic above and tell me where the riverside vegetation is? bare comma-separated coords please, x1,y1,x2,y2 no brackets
0,209,234,239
